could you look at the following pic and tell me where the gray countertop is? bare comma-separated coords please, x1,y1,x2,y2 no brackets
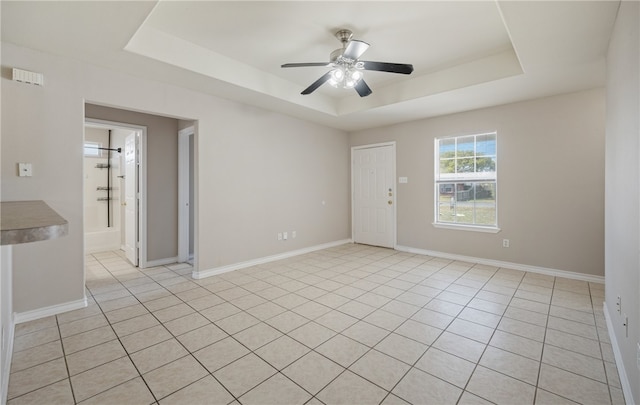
1,200,69,245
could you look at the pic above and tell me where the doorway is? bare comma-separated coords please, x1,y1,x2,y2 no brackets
84,119,147,267
351,142,397,248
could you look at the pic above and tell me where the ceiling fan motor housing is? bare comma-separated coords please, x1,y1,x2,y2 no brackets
331,29,355,63
330,48,345,63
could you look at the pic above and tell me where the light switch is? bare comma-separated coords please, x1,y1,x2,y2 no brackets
399,177,408,184
18,163,33,177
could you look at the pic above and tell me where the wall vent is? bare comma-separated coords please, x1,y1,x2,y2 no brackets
12,68,44,86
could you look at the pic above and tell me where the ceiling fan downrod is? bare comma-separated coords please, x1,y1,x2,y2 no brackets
335,29,353,46
330,29,355,63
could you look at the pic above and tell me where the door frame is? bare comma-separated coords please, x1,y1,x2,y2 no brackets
84,118,148,268
178,125,195,263
351,142,397,249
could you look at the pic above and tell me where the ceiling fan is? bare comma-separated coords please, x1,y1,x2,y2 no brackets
281,29,414,97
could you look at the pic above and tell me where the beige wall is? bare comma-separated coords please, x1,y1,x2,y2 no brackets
2,47,86,314
1,42,350,313
2,35,610,321
199,106,350,267
350,89,605,276
85,104,180,262
605,1,640,402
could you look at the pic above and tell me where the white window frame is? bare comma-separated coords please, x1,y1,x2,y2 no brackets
433,132,500,233
84,141,102,157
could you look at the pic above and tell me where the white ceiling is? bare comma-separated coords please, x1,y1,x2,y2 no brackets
1,1,620,131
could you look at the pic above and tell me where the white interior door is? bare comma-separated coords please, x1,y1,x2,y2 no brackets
353,144,395,248
178,127,194,263
124,132,138,266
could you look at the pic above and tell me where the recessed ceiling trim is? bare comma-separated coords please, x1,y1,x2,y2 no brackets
1,0,619,131
126,24,523,119
338,47,523,116
125,24,339,116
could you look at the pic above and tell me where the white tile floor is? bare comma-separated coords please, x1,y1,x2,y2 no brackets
7,244,625,404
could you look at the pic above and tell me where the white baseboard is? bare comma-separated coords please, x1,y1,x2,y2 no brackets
395,245,605,284
193,239,352,279
13,297,88,325
85,244,121,254
6,297,87,403
145,256,179,268
193,241,604,283
603,302,635,405
1,321,14,405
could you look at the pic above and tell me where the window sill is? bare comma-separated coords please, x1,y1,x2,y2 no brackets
432,223,501,233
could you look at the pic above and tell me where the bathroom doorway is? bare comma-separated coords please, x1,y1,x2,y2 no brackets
84,119,146,267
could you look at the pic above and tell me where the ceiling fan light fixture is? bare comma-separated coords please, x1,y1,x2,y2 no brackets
328,66,363,89
346,69,363,88
281,28,413,97
328,67,345,88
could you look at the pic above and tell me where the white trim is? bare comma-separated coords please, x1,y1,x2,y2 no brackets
193,239,352,279
1,246,13,405
84,243,121,254
603,302,635,405
13,297,88,325
84,118,148,269
138,128,148,269
432,223,501,233
178,126,194,263
395,245,605,283
352,141,397,150
145,256,180,268
351,142,397,249
434,132,499,229
1,321,13,405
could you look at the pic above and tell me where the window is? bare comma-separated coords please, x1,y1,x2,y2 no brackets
435,132,497,230
84,142,102,157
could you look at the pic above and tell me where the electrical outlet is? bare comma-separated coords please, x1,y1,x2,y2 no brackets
502,239,510,248
277,233,282,241
283,232,288,240
292,231,296,239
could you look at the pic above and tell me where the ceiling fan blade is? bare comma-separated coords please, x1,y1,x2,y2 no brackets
301,71,333,95
281,62,330,68
354,80,372,97
362,61,414,75
343,40,370,60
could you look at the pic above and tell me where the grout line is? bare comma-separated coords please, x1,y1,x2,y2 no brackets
532,273,554,405
7,246,616,405
452,264,518,404
54,314,78,405
82,258,159,405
